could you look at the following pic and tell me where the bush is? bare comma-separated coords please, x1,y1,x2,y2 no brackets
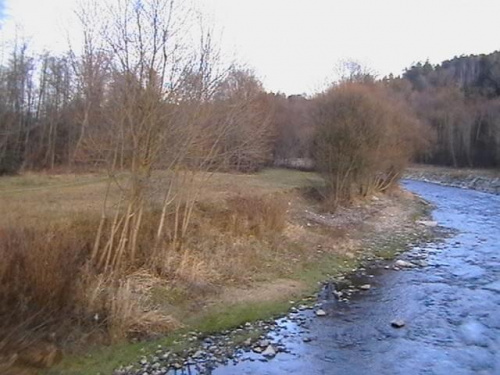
0,222,91,363
0,217,174,364
312,82,423,209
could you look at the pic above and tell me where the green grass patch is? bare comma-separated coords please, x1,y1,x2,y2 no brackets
46,334,186,375
296,253,359,286
186,300,292,334
47,299,293,375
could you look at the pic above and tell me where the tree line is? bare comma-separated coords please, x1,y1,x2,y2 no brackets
0,40,275,175
2,25,499,177
391,52,500,168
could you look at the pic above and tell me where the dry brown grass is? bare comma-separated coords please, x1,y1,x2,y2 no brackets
0,169,316,369
0,216,176,368
156,193,289,287
0,221,90,369
199,194,287,238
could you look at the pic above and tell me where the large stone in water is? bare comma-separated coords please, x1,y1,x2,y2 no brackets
395,260,415,268
391,319,405,328
261,345,276,358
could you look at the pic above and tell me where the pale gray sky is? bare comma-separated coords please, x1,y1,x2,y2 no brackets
2,0,499,95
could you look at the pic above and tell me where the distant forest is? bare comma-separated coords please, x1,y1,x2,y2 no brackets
397,51,500,167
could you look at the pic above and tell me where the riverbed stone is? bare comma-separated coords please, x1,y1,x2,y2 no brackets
193,350,205,358
395,259,415,268
391,319,406,328
315,309,327,317
258,339,270,347
262,345,276,358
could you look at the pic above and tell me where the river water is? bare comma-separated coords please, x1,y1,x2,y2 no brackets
211,181,500,375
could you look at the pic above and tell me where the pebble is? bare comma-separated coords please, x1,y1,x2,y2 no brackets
192,350,205,358
261,345,277,358
394,259,415,268
359,284,371,290
258,339,270,347
315,309,327,317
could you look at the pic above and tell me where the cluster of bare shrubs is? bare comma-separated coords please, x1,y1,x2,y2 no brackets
312,82,426,209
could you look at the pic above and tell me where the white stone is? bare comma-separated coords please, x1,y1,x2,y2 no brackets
395,259,415,268
315,309,327,317
262,345,276,358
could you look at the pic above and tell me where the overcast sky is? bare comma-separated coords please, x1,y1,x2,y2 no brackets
1,0,499,95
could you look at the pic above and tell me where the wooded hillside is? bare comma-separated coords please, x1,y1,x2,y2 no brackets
396,51,500,168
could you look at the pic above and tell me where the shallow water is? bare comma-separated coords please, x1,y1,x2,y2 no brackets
210,181,500,375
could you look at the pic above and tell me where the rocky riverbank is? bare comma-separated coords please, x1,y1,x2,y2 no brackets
405,166,500,195
111,193,440,375
113,221,441,375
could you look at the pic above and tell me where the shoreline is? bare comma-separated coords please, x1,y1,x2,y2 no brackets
47,187,438,375
405,166,500,195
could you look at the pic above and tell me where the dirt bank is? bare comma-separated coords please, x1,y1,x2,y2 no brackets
405,165,500,195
